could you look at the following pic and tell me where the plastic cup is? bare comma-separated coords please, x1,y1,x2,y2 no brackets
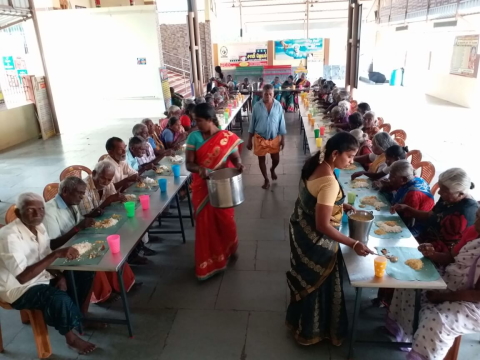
342,212,348,223
314,129,320,138
320,126,325,136
334,168,340,178
124,201,136,218
107,234,121,254
374,256,388,277
158,178,167,193
171,164,181,177
347,192,356,205
316,138,322,148
139,195,150,210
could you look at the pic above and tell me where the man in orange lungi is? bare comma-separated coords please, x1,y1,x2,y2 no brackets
247,84,287,189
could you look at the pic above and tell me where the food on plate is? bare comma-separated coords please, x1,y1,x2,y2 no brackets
155,165,169,174
405,259,424,270
345,164,357,170
376,221,402,234
169,155,184,164
72,242,93,256
124,194,137,201
360,196,387,210
112,214,121,220
93,217,119,229
375,229,387,235
143,177,156,185
359,204,366,208
351,179,369,189
136,182,146,188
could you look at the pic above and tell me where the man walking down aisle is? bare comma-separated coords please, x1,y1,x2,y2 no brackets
247,83,287,189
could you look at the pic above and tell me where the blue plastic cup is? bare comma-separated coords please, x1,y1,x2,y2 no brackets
334,168,340,178
158,178,167,193
342,212,348,223
171,164,181,178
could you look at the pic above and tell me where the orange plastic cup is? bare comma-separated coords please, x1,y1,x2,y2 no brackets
374,256,388,278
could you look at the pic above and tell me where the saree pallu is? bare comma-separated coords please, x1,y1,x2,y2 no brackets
368,153,386,173
192,131,242,280
286,179,348,346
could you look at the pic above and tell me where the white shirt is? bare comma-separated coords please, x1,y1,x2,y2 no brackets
78,175,117,216
43,195,84,239
137,142,156,166
0,219,53,303
104,154,137,184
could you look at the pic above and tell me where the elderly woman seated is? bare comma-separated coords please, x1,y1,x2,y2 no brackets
330,105,348,127
0,193,97,354
363,110,379,139
392,168,478,253
132,123,170,165
383,160,435,236
160,117,187,150
386,208,480,360
159,105,183,134
353,132,398,175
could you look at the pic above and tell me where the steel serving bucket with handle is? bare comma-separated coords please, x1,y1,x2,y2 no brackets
207,168,244,208
347,210,375,244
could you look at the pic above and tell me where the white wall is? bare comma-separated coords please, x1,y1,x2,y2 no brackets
36,6,165,133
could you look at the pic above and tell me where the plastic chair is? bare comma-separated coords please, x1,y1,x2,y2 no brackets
59,165,92,181
443,336,461,360
98,154,108,162
43,183,59,202
394,137,405,147
379,123,391,133
415,161,436,184
431,182,439,196
390,129,407,141
1,206,52,358
406,150,422,168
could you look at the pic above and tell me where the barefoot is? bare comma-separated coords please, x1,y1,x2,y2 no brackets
66,332,97,355
270,168,278,181
262,179,270,190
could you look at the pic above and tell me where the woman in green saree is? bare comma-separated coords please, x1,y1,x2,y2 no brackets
280,75,295,112
286,132,374,346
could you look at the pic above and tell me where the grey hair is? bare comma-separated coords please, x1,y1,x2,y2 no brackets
59,176,86,194
364,110,376,120
331,106,346,119
338,100,351,112
263,83,274,92
373,132,397,151
184,98,195,106
167,105,180,116
439,168,473,194
16,192,44,212
195,97,205,104
141,118,153,125
132,123,147,136
93,160,115,175
337,90,350,102
390,160,415,181
350,129,368,144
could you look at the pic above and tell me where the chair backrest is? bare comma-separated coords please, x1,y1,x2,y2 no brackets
406,150,422,168
43,183,59,202
98,154,108,162
59,165,92,181
377,117,384,126
394,137,405,147
5,205,17,224
379,123,391,133
390,129,407,141
431,182,439,196
415,161,436,184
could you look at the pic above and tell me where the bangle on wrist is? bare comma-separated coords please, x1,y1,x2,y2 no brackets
73,226,80,233
352,241,359,250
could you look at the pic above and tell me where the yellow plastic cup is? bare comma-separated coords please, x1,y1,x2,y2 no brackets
374,256,388,278
316,138,322,148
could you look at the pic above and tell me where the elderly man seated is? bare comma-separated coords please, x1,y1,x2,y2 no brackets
44,177,136,304
132,123,169,165
104,137,139,190
0,193,96,354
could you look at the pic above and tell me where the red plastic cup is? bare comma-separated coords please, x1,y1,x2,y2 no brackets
139,195,150,210
107,235,121,254
320,126,325,136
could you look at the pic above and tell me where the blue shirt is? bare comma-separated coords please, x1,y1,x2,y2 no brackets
126,149,139,171
249,99,287,140
161,128,175,144
147,137,156,150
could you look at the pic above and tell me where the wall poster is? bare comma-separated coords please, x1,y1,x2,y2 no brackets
274,38,324,60
31,76,56,140
450,35,479,78
217,42,268,68
159,67,171,110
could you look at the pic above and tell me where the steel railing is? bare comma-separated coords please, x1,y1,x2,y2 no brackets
163,51,210,96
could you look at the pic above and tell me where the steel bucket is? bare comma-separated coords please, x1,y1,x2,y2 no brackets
207,168,244,208
348,210,375,244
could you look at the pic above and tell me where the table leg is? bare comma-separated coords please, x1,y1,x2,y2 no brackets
303,132,307,155
186,184,194,227
67,271,83,335
176,193,186,243
413,289,421,334
347,287,363,360
117,264,133,338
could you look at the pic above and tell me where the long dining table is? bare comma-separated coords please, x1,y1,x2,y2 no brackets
48,166,193,337
298,97,447,359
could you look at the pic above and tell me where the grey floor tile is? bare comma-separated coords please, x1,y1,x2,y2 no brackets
215,270,286,312
255,241,290,272
242,184,283,202
245,311,331,360
237,218,286,241
229,240,257,271
261,199,295,220
234,200,263,219
249,164,284,175
159,309,248,360
283,185,300,201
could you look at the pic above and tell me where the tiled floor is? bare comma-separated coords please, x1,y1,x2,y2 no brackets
0,90,479,359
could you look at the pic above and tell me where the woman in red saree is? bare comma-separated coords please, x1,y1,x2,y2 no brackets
186,103,244,280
